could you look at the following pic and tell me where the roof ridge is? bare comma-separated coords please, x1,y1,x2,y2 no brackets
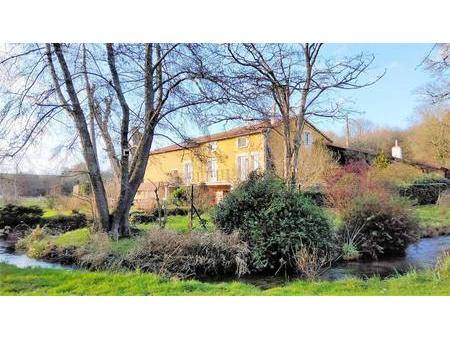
151,117,331,154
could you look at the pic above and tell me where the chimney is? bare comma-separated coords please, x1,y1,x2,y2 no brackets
270,104,276,125
392,139,402,159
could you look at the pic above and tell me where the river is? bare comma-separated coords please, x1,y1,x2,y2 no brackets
1,236,449,288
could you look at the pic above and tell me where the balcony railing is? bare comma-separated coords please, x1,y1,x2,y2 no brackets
184,169,233,185
181,167,264,185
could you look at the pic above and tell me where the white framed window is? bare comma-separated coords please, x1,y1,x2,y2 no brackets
183,161,193,184
250,152,260,171
207,158,218,183
237,155,250,181
237,137,249,148
303,131,313,146
208,142,218,152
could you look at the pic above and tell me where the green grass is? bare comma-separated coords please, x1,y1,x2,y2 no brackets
1,256,449,295
136,214,215,233
414,205,450,227
42,208,73,219
0,197,84,218
325,205,450,232
111,238,135,255
52,228,91,248
16,228,91,258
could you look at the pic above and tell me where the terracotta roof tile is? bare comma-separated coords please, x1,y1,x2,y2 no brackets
151,118,332,155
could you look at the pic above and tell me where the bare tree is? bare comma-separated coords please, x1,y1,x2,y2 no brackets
207,43,384,185
0,43,223,238
419,44,450,104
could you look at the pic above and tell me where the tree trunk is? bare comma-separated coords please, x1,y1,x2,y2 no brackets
50,44,110,231
290,114,305,186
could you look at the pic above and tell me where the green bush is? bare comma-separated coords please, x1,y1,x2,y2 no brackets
213,173,334,272
166,206,190,216
0,204,43,229
302,188,326,206
341,194,420,259
372,152,391,169
129,211,157,224
170,187,188,207
399,176,450,205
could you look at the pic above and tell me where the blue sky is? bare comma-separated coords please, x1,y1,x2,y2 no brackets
314,43,434,134
1,44,436,174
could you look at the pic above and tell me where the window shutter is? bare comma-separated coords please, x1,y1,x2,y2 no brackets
237,156,242,178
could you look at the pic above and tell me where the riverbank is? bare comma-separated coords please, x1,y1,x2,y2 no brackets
1,252,449,295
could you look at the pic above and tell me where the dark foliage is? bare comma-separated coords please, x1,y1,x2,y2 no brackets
166,207,190,216
171,187,188,206
0,204,43,229
129,211,157,224
302,189,326,206
341,194,420,259
399,176,450,205
213,173,334,272
130,207,191,225
42,214,87,234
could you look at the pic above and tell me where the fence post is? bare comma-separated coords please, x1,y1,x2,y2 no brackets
189,184,194,231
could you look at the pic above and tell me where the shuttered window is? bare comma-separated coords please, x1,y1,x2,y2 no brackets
207,159,218,183
184,162,192,183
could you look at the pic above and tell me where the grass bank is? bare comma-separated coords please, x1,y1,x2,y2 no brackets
414,205,449,227
136,213,214,232
1,253,449,295
15,213,214,259
414,205,450,237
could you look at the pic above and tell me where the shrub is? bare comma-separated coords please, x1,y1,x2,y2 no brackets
130,207,190,225
42,214,87,233
294,246,335,281
129,211,157,224
324,172,361,210
16,228,91,264
0,204,43,229
214,173,334,272
76,232,117,270
341,243,360,261
170,187,188,206
302,188,326,206
324,161,369,210
324,161,390,210
341,194,420,259
123,229,250,278
399,175,450,205
370,162,422,187
167,206,190,216
372,152,391,169
16,225,47,251
45,195,57,209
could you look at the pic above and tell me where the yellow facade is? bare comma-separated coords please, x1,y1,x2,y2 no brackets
267,121,329,179
144,120,328,189
144,132,265,187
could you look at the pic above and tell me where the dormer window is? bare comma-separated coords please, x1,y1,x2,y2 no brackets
237,137,249,148
208,142,218,152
